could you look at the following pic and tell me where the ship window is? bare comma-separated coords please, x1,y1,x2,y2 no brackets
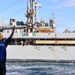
16,30,17,33
7,31,9,33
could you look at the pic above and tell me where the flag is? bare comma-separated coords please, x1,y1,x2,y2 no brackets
25,32,29,36
22,32,25,36
29,33,32,36
32,33,36,36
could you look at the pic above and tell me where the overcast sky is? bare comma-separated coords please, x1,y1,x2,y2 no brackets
0,0,75,32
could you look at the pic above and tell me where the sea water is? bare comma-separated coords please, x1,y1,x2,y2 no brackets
6,62,75,75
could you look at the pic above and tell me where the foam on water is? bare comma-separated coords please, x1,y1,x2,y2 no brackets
6,62,75,75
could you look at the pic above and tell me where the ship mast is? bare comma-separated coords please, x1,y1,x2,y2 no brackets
50,13,56,32
26,0,42,24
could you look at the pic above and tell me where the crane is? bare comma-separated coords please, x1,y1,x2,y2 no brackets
26,0,42,24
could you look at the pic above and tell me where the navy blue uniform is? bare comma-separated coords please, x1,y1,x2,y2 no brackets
0,37,11,75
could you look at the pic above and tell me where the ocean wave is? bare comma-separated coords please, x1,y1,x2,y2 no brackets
6,62,75,75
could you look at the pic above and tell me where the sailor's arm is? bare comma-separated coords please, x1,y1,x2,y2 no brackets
5,26,15,47
9,26,15,39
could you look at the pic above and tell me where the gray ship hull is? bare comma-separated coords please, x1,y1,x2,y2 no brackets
6,45,75,63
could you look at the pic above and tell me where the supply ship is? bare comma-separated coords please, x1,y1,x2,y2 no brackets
0,0,75,63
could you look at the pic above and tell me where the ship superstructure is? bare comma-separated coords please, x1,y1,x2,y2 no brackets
0,0,75,63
